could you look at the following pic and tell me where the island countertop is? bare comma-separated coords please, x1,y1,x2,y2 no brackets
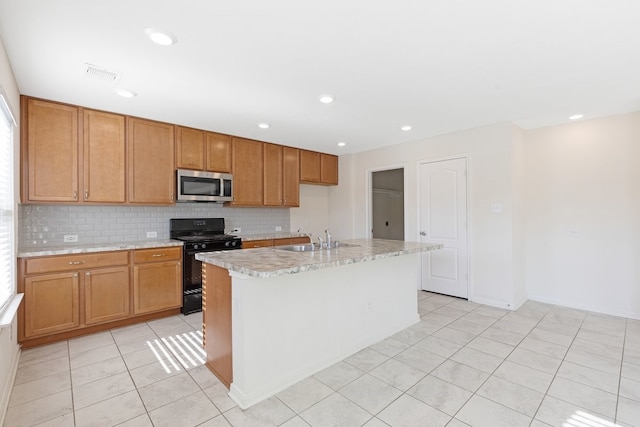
196,238,443,279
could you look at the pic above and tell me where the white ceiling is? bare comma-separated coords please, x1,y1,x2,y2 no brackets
1,0,639,155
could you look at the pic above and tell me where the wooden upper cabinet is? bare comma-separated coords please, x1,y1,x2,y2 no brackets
83,109,126,203
175,126,205,170
23,98,79,202
300,149,338,185
320,153,338,185
206,132,232,173
283,147,300,206
299,149,321,183
230,137,263,206
127,118,175,204
263,143,283,206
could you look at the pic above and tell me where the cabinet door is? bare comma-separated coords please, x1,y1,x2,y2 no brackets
24,98,79,202
176,126,205,170
128,118,175,204
133,261,182,315
231,138,264,206
263,143,283,206
299,149,321,183
206,132,232,173
282,147,300,206
84,109,126,203
84,266,130,325
24,272,80,337
321,154,339,185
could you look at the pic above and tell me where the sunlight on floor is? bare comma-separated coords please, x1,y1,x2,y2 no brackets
564,410,619,427
146,330,206,373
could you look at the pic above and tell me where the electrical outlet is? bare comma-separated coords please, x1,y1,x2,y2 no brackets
232,227,241,233
146,231,157,238
365,300,374,313
63,235,78,243
275,226,282,231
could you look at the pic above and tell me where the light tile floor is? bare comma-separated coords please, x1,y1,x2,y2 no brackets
5,292,640,426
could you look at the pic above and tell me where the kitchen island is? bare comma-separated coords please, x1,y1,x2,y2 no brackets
196,238,442,409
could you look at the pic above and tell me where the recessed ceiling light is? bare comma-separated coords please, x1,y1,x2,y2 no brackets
319,95,334,104
401,125,412,131
115,88,137,98
258,123,270,129
145,28,177,46
337,142,346,147
569,114,584,120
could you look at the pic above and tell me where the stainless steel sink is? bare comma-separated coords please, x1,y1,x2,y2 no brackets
277,244,316,252
276,243,358,252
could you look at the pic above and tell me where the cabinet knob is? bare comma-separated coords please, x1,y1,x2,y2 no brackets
86,272,90,276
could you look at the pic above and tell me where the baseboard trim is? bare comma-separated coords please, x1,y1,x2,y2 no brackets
527,294,640,320
0,343,21,426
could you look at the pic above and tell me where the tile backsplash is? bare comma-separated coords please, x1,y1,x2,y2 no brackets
19,204,290,248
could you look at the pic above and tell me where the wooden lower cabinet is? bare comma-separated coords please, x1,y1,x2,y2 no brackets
133,247,182,315
242,236,310,249
18,247,183,346
24,272,80,338
84,266,130,325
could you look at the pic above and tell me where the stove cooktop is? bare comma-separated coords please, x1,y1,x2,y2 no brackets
173,234,239,243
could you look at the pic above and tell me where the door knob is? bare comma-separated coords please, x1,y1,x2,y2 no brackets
420,231,427,236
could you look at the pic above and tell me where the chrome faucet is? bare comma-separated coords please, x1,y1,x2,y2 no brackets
325,229,331,248
317,236,324,249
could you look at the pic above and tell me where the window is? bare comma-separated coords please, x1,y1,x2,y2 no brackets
0,88,15,313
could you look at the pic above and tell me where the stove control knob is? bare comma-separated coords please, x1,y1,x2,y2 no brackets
201,243,206,250
225,241,231,247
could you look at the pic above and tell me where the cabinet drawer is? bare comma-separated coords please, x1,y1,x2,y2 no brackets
274,237,310,246
242,239,273,249
25,251,129,275
134,247,182,263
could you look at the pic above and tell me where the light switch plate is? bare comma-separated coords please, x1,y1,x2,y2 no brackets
146,231,157,238
63,235,78,243
275,226,282,231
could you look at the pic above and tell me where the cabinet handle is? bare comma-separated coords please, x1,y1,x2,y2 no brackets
84,191,89,200
170,193,174,202
73,190,77,200
152,253,165,257
69,261,85,265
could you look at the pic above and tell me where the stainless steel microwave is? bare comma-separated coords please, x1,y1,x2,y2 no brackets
176,169,233,203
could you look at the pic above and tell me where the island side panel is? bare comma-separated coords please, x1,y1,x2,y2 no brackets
228,253,421,409
203,263,233,388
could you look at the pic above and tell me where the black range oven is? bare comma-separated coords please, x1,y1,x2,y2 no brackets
170,218,242,314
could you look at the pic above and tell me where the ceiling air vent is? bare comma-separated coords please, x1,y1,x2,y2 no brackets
84,64,120,82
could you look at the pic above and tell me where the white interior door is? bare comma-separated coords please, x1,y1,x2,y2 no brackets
419,158,468,298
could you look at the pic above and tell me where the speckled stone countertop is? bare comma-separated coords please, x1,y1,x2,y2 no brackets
233,232,310,241
196,238,443,278
17,240,183,258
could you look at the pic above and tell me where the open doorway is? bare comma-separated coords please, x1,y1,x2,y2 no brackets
371,168,405,240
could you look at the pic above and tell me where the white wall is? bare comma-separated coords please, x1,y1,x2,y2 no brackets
289,184,330,240
328,123,526,309
525,112,640,319
0,35,21,424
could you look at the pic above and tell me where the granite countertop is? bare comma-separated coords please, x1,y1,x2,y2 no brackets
233,232,310,241
196,238,443,279
17,239,183,258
